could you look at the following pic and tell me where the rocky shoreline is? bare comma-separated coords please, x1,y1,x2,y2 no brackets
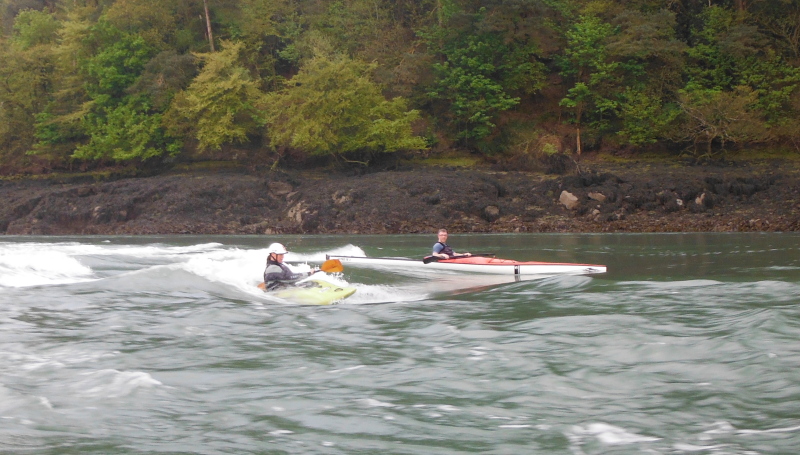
1,160,799,235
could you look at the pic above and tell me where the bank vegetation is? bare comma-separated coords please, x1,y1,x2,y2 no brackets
1,0,799,176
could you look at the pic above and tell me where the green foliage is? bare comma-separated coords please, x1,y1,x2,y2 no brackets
617,88,679,146
2,0,800,173
558,9,692,150
12,9,61,49
305,0,399,59
165,41,266,151
127,50,198,110
673,86,769,158
73,96,180,161
751,1,800,59
103,0,176,49
25,14,95,159
675,5,800,152
69,23,177,162
0,32,57,160
224,0,298,86
82,23,154,97
27,20,178,163
558,14,619,132
424,5,547,145
739,53,800,125
263,52,426,157
685,7,745,91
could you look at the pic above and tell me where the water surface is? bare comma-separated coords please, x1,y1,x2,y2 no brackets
1,233,799,454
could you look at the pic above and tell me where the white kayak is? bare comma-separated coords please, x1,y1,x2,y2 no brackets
327,255,606,275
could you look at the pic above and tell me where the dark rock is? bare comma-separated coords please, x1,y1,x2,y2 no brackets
0,160,798,234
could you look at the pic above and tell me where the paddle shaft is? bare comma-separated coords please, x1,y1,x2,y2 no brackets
423,253,495,264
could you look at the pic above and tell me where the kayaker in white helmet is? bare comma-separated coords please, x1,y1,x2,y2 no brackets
432,229,471,259
263,243,318,290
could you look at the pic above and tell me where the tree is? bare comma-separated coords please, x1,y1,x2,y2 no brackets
263,52,426,161
72,96,179,160
11,8,60,48
558,14,619,154
0,9,60,165
423,5,545,146
617,87,681,146
678,5,800,152
103,0,176,49
673,86,769,158
752,2,800,59
607,9,686,146
164,40,266,151
127,50,198,110
70,22,182,162
28,10,96,161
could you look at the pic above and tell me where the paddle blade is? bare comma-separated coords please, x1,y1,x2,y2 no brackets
320,259,343,273
422,256,439,264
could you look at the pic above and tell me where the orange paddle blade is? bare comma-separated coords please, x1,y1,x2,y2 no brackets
320,259,343,273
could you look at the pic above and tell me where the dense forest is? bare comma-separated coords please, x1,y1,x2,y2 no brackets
1,0,799,175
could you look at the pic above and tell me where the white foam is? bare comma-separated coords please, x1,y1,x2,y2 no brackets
0,241,224,288
362,398,396,408
738,424,800,434
570,423,660,445
0,249,94,287
673,443,727,451
0,241,419,304
151,244,414,305
329,365,365,373
61,242,224,259
0,383,23,412
0,383,53,413
76,369,162,398
342,283,428,304
2,352,66,371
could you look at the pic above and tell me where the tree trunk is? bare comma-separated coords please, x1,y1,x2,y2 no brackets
576,126,582,155
203,0,215,52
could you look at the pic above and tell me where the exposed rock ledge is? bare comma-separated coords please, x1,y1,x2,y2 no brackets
1,161,798,235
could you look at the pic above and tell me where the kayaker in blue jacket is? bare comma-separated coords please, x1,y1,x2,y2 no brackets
432,229,471,259
263,243,317,290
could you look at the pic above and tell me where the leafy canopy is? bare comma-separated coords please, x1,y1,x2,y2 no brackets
263,52,426,157
12,9,61,49
165,41,267,151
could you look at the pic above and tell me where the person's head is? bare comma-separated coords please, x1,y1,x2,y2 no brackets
437,229,448,242
267,242,288,261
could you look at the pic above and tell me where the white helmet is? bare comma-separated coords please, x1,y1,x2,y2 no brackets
266,242,288,254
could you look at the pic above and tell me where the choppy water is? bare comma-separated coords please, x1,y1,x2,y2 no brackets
1,233,799,454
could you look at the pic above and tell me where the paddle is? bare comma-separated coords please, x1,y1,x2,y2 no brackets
258,259,344,290
319,259,343,273
422,253,496,264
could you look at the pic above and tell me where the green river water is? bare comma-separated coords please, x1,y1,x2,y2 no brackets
0,233,798,454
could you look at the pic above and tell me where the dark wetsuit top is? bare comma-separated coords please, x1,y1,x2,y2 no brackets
433,242,455,258
264,258,309,290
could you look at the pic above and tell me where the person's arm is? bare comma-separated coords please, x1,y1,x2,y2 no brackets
432,243,448,258
265,263,311,284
